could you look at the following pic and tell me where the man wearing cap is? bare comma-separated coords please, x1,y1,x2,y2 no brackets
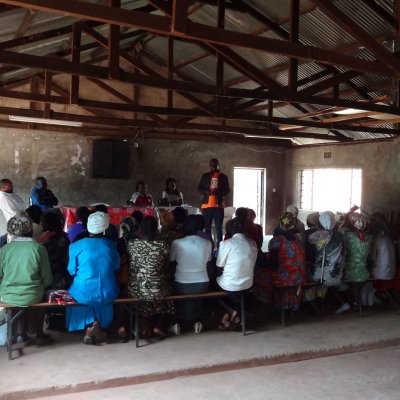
66,211,120,344
198,158,230,247
0,179,26,222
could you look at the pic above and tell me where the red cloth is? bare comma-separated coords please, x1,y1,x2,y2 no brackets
60,206,157,231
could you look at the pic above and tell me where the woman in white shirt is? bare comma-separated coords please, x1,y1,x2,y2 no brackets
170,214,211,333
160,178,183,206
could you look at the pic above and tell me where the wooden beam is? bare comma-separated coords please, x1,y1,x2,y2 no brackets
311,0,400,75
43,70,51,118
70,23,81,105
216,0,225,116
1,0,395,77
14,9,35,39
172,0,188,34
108,0,120,80
288,0,299,93
167,36,173,109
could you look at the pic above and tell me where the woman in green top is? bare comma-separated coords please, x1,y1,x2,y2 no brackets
0,212,53,344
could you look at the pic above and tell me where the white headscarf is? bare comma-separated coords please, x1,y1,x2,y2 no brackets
87,211,110,234
319,211,336,231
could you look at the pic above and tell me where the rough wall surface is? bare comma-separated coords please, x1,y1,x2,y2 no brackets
0,128,286,234
287,138,400,221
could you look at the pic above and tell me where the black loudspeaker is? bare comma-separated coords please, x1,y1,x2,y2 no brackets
92,139,130,179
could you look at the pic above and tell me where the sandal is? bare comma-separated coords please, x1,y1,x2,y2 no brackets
117,326,129,343
153,327,167,341
90,321,107,342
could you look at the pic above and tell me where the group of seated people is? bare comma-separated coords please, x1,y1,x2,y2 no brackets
128,178,184,207
254,205,400,315
1,201,399,347
0,203,259,345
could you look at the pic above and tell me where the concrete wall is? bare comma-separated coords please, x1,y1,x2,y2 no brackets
286,138,400,223
0,128,286,234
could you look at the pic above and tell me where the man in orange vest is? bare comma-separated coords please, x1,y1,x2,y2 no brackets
198,158,230,247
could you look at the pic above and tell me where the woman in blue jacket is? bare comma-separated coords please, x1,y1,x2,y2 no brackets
66,212,120,344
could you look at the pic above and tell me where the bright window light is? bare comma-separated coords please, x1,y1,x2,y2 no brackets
300,168,362,212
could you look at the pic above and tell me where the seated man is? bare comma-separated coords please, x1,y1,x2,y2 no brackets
0,179,25,222
30,177,58,211
215,217,258,330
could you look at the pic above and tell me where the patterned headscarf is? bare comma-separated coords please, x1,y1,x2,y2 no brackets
278,212,296,231
349,212,367,231
7,212,33,237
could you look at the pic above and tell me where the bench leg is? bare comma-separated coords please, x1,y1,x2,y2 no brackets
135,303,139,348
6,308,12,361
280,287,285,327
240,293,246,336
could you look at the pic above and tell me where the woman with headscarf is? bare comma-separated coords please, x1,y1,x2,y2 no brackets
66,211,120,344
308,212,345,286
268,212,306,311
160,177,183,206
127,216,175,339
0,212,53,344
342,212,371,283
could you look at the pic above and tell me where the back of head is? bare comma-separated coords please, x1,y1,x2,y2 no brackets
131,210,143,225
235,207,248,220
87,211,110,235
121,217,137,240
278,212,296,231
41,212,63,233
93,204,108,214
183,214,200,236
286,205,299,218
25,205,42,224
76,206,91,224
173,206,187,225
368,213,389,236
306,212,320,228
319,211,336,231
7,212,33,238
230,217,245,235
140,216,158,240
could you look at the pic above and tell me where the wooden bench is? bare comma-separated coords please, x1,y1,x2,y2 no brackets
272,277,400,327
1,290,248,360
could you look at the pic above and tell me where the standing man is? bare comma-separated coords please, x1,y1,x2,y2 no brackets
0,179,26,222
198,158,230,246
30,176,58,211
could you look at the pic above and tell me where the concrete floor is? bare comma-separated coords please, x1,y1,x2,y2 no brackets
1,308,400,399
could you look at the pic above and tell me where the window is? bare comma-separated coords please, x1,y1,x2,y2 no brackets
92,140,130,179
299,168,362,212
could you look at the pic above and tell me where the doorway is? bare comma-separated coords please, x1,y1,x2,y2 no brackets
233,167,266,231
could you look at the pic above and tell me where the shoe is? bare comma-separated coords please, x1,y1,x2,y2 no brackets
117,326,129,343
83,328,94,345
167,323,181,335
193,322,203,334
13,334,31,345
36,333,53,346
90,322,107,342
335,302,351,314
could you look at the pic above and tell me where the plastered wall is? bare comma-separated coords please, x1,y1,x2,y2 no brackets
286,138,400,223
0,128,286,234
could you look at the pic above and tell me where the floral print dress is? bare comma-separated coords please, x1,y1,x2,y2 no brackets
127,239,174,318
268,235,306,310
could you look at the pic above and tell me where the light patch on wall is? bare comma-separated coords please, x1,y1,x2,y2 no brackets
70,144,86,176
14,148,20,174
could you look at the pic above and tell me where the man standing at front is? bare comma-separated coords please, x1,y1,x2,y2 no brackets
198,158,230,247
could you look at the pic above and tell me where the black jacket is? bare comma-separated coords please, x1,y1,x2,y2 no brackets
198,171,230,206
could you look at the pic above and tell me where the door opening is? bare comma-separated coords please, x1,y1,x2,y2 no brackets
233,167,266,232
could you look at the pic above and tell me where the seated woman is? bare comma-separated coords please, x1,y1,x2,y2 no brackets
128,181,153,207
160,177,183,206
127,216,175,339
268,212,306,312
66,211,120,345
25,205,43,239
36,212,71,290
246,209,263,249
171,215,212,333
215,217,258,331
0,212,53,344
